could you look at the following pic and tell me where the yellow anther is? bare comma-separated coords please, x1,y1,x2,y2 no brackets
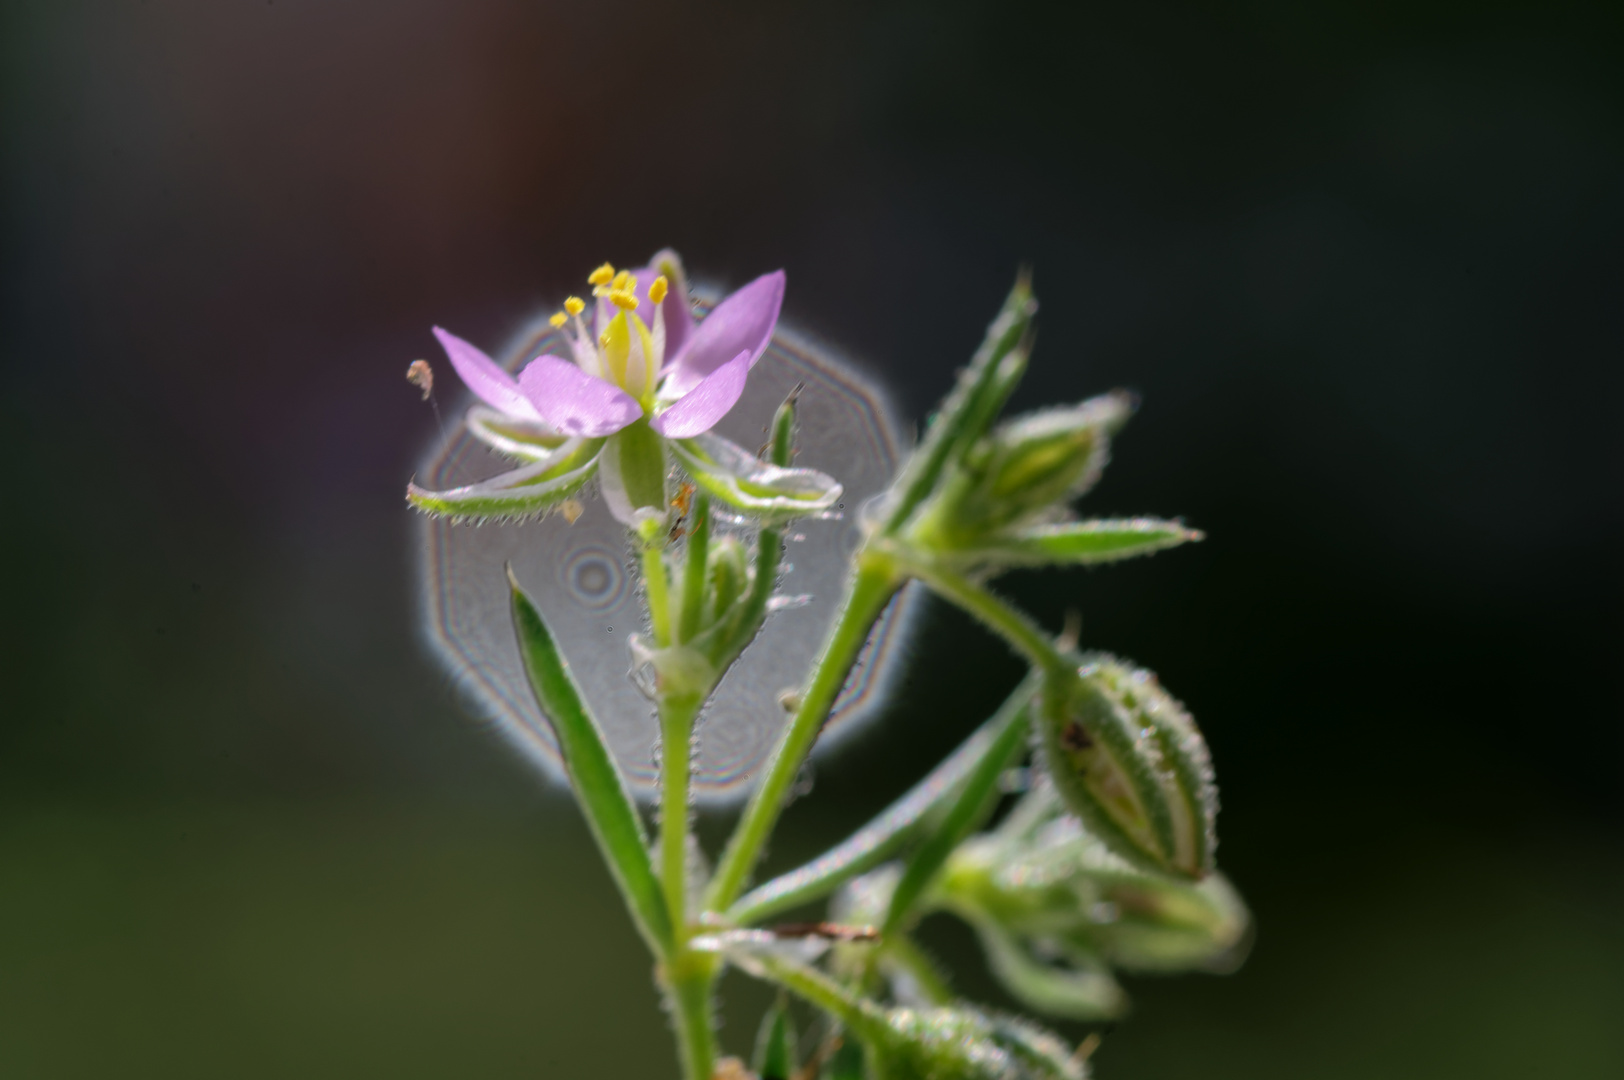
548,311,567,329
588,263,615,286
611,269,631,292
609,289,639,310
649,275,669,304
599,331,611,347
563,296,585,316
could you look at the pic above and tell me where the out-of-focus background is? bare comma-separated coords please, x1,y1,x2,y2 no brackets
2,1,1620,1077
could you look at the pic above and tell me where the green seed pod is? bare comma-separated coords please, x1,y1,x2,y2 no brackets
1036,656,1217,880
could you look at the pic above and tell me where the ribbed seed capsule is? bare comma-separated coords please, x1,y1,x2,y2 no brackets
1037,656,1217,880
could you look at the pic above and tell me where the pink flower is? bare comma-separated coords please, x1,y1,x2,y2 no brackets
408,251,839,537
435,258,783,441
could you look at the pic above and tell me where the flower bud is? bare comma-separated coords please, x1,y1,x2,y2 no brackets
1037,656,1217,880
910,392,1135,550
940,787,1249,977
872,1004,1085,1080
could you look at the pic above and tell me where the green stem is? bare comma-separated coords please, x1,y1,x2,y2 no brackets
664,961,719,1080
659,693,702,944
732,949,886,1046
707,553,904,911
887,548,1070,676
678,495,711,643
726,675,1039,926
643,544,672,647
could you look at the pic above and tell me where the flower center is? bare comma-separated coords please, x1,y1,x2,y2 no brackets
547,261,671,410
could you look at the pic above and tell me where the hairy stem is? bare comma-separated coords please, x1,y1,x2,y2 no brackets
707,553,904,911
678,495,711,643
888,549,1070,677
659,693,702,942
643,543,673,648
664,960,719,1080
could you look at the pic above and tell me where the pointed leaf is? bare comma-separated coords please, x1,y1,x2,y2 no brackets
950,518,1202,570
880,273,1035,537
971,916,1129,1021
753,995,799,1080
406,439,603,520
727,677,1038,927
508,574,674,955
881,681,1035,935
672,432,841,520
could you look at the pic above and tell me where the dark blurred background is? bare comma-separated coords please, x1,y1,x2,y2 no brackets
2,1,1621,1077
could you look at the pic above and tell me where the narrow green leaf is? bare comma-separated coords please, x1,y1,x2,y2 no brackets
508,573,674,954
881,273,1035,536
753,994,800,1080
727,677,1039,926
881,680,1035,935
407,439,603,520
672,433,841,520
949,518,1202,570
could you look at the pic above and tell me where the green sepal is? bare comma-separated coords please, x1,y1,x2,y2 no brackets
508,572,674,955
873,1006,1086,1080
910,391,1135,550
465,405,572,461
882,273,1036,537
945,518,1202,571
754,994,800,1080
406,438,603,520
602,420,669,545
968,916,1128,1021
672,432,842,521
933,782,1249,1003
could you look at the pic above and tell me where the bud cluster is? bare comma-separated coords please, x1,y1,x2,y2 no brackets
933,778,1249,1020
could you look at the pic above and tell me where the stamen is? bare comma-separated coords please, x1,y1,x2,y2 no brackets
611,269,631,292
564,296,585,316
609,289,639,310
548,312,567,329
588,263,615,286
649,275,669,304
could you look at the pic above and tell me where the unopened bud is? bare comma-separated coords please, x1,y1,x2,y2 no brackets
912,391,1135,550
874,1005,1084,1080
1037,656,1217,880
707,536,748,620
940,788,1248,980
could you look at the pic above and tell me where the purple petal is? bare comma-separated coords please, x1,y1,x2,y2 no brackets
660,270,784,398
648,350,751,439
636,250,694,360
517,355,642,438
434,326,544,422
